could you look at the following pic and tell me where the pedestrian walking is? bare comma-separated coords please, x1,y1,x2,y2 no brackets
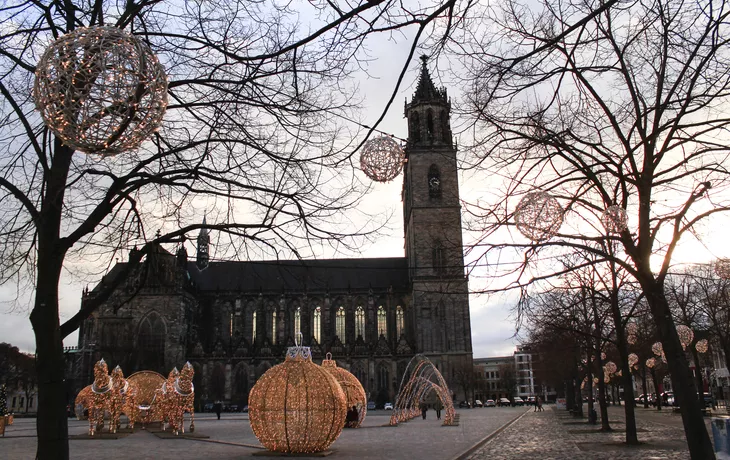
214,400,222,420
435,401,442,420
537,397,544,412
421,402,428,420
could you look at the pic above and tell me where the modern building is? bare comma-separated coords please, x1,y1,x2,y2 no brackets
73,58,474,409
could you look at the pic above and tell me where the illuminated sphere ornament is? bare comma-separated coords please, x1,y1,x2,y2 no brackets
627,334,637,345
33,26,168,156
359,136,405,182
696,339,709,354
321,353,367,428
626,323,638,336
604,361,617,374
716,258,730,279
601,205,628,233
651,342,663,357
249,342,347,453
628,353,639,368
514,191,564,241
593,377,599,384
646,357,656,368
676,325,694,350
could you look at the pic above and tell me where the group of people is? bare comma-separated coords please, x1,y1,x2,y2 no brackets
420,402,443,420
345,405,360,427
533,396,544,412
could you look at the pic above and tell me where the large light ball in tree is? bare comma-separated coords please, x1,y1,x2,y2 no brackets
601,205,628,233
628,353,639,368
716,258,730,279
321,353,367,428
514,191,564,241
359,136,405,182
33,26,168,156
651,341,663,357
604,361,617,374
249,345,347,453
676,325,694,350
696,339,709,354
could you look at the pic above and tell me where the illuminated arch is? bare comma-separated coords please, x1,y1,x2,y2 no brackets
389,354,456,426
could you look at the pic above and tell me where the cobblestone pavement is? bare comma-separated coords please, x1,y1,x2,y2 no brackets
466,405,711,460
0,407,527,460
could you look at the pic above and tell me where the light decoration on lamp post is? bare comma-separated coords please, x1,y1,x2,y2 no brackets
359,136,405,182
601,205,628,233
696,339,709,354
514,191,564,241
33,26,168,156
248,338,347,453
715,258,730,280
321,353,367,428
676,325,694,351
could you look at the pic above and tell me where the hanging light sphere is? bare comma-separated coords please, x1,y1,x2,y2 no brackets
604,374,611,384
646,357,656,369
626,322,638,336
601,352,607,361
321,353,367,428
33,26,168,156
601,205,629,233
592,377,599,384
514,191,564,241
627,334,637,345
696,339,709,354
249,345,347,453
676,325,694,350
604,361,617,374
628,353,639,368
651,342,663,357
359,136,405,182
716,258,730,279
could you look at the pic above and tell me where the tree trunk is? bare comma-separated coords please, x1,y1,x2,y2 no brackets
643,282,714,460
30,139,74,459
642,366,649,409
651,368,661,411
690,348,705,409
30,260,69,460
609,296,638,442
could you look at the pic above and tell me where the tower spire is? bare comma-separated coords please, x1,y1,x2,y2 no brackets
412,55,444,103
196,214,210,270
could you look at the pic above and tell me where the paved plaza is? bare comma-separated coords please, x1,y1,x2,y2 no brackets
1,405,718,459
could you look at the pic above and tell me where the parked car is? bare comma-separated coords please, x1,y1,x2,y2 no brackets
498,397,511,407
203,403,214,412
513,397,525,406
485,399,496,407
228,404,239,412
458,401,471,408
242,405,249,413
527,396,536,405
474,400,484,407
367,401,376,410
384,402,394,410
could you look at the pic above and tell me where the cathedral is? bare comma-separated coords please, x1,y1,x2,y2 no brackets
75,59,474,409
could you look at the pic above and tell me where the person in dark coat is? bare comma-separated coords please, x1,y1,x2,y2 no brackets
421,402,428,420
214,401,222,420
434,401,442,420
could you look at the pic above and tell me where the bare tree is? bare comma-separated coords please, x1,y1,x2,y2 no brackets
0,0,480,457
448,0,730,456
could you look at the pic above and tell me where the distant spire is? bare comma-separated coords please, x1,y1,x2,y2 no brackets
412,55,442,102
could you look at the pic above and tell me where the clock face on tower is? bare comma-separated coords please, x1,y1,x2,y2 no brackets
429,176,441,192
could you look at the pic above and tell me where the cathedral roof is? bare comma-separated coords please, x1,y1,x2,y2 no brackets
187,257,409,293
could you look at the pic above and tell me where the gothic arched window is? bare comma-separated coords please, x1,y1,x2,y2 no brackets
440,110,449,142
138,313,166,373
252,311,257,343
336,306,346,344
426,109,434,140
433,239,446,275
409,112,421,143
294,307,301,339
378,364,390,391
396,306,405,338
271,311,277,344
377,306,387,339
313,306,322,344
428,164,441,198
355,306,365,340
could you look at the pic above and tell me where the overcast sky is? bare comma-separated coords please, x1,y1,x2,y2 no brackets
0,26,523,359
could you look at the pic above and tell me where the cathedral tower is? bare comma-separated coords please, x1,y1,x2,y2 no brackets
403,57,473,364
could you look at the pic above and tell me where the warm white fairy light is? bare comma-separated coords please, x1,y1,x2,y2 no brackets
601,205,628,233
321,353,367,428
696,339,709,354
359,136,405,182
514,191,564,241
249,344,347,453
127,370,166,426
33,26,167,156
676,325,694,350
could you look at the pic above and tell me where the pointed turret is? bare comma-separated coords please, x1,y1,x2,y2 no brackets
404,56,451,147
412,55,446,103
196,216,210,270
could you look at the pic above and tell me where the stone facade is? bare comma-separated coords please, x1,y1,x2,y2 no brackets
75,59,473,409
